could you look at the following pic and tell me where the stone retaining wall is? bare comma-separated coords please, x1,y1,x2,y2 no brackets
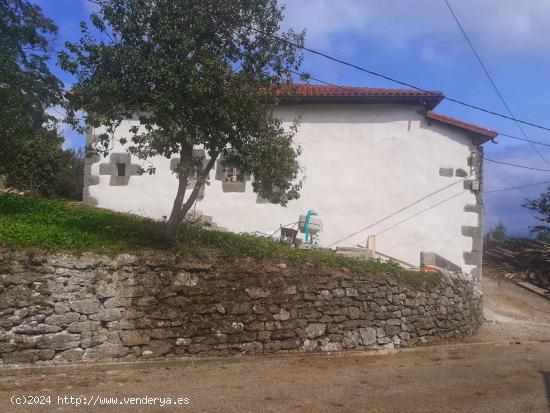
0,249,483,366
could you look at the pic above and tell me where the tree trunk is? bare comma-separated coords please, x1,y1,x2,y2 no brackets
165,148,219,243
166,145,193,242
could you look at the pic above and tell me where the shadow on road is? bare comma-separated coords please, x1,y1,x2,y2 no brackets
542,370,550,408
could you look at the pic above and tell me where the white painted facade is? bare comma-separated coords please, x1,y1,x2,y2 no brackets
85,103,486,276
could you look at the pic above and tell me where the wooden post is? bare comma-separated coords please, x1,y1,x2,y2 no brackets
367,235,376,259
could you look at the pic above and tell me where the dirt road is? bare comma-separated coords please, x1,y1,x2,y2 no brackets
1,272,549,413
474,269,550,343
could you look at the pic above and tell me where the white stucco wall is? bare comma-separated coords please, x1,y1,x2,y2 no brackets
86,104,482,274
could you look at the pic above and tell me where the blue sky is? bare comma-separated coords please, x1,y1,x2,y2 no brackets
33,0,550,236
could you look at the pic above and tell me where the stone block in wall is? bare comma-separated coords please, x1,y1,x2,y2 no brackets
69,299,101,315
463,251,482,266
461,226,482,238
83,175,99,187
36,332,80,351
120,330,151,346
2,349,55,364
464,204,483,214
83,342,129,360
304,323,327,339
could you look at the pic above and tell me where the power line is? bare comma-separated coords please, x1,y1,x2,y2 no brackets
244,26,550,134
375,191,467,236
485,179,550,194
484,158,550,172
297,73,550,176
499,133,550,148
82,0,550,135
326,173,478,247
443,0,549,165
294,70,550,150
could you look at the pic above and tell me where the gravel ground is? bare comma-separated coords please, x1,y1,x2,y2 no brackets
1,271,549,413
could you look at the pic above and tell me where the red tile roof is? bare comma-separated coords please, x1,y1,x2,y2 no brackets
426,111,497,139
275,84,496,142
275,84,443,98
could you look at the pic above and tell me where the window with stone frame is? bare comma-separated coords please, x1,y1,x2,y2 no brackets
215,151,249,193
98,153,141,186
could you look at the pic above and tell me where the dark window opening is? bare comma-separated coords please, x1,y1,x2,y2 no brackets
116,163,126,177
223,166,244,183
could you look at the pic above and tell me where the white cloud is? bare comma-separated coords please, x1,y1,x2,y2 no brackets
281,0,550,64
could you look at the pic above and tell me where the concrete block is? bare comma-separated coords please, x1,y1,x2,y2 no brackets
420,252,462,272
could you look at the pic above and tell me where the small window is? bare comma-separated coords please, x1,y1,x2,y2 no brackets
116,163,126,177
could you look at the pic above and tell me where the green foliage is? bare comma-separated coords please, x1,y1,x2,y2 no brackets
523,188,550,236
3,142,85,200
0,0,77,197
59,0,307,235
0,194,439,287
486,219,507,241
48,149,85,200
0,194,166,252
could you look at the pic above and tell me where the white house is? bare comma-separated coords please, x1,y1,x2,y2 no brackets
83,84,496,280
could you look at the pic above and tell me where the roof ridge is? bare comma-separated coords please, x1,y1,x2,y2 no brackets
276,83,444,97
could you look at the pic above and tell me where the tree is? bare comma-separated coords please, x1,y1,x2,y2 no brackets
523,188,550,238
0,0,68,195
59,0,306,241
486,219,507,241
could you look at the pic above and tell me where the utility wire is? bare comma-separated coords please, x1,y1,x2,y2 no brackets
80,0,550,170
484,158,550,172
499,133,550,148
83,0,550,138
443,0,549,164
292,70,550,150
485,179,550,194
326,173,477,247
375,191,467,236
242,25,550,134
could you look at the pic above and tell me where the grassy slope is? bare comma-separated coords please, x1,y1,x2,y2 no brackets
0,194,441,287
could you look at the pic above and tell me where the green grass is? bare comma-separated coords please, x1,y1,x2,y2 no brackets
0,194,441,287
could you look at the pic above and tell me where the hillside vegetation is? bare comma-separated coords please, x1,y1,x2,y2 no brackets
0,194,440,287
